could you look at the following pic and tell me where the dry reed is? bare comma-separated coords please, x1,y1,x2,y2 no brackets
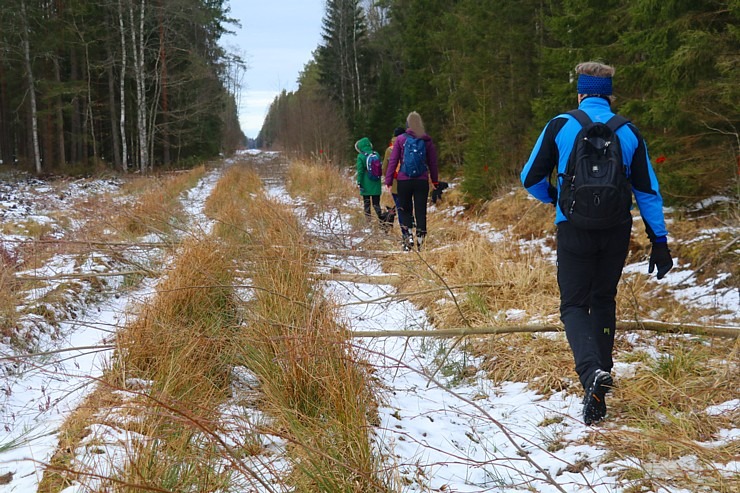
236,188,390,491
286,158,357,206
117,166,207,237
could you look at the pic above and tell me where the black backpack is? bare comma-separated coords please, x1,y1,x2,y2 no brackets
558,109,633,230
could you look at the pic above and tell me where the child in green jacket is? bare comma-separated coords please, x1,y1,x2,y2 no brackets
355,137,382,221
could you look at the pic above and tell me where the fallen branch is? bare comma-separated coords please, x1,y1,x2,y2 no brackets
350,321,739,339
339,282,504,306
350,325,556,338
619,320,739,338
16,269,155,282
1,238,172,248
312,273,400,284
312,247,393,258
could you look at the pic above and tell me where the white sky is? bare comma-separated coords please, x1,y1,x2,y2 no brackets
223,1,327,139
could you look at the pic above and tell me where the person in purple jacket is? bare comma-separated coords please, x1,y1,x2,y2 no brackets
385,111,439,251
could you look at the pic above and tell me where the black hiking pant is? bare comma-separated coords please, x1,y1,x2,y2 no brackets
362,195,382,220
557,219,632,390
396,179,429,237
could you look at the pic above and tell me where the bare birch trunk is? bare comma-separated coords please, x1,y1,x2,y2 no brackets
83,43,97,162
129,0,148,173
352,7,361,113
53,57,66,167
106,43,122,169
118,0,128,172
20,0,41,174
158,0,170,166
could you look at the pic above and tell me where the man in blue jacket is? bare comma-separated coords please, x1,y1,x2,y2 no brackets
521,61,674,425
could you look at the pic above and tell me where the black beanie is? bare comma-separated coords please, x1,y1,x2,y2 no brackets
393,126,405,137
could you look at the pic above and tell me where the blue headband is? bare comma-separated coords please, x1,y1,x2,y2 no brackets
577,74,612,95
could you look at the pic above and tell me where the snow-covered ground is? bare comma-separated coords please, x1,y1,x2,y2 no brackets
0,167,222,492
271,154,738,492
0,152,737,492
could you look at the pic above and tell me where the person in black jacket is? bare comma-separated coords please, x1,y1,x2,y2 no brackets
521,61,674,425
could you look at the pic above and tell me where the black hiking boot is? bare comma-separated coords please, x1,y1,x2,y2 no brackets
401,233,414,252
583,369,613,426
416,234,425,251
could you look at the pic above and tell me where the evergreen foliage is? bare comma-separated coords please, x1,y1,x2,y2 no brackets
264,1,738,203
0,0,245,173
316,0,369,134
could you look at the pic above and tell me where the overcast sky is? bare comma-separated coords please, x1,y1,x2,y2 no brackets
222,1,326,139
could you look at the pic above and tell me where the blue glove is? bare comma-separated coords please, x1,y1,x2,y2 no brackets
649,242,673,280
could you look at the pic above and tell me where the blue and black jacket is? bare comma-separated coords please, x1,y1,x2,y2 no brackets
520,97,668,241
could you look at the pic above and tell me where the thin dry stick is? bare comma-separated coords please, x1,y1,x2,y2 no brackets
350,321,739,338
16,270,154,282
410,252,473,386
312,247,393,258
339,282,503,306
361,343,571,493
1,238,171,248
0,344,116,362
311,273,400,284
351,326,556,338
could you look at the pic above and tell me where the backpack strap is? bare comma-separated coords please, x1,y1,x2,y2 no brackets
568,109,630,133
567,109,592,128
605,114,630,132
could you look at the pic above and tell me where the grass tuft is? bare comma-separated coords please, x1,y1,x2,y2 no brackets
115,236,239,403
117,166,207,237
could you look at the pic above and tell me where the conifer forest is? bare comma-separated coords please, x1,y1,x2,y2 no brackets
0,0,245,175
260,0,738,204
1,1,738,204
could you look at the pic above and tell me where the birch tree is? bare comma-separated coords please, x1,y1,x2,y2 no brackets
20,0,41,174
117,0,129,171
128,0,148,173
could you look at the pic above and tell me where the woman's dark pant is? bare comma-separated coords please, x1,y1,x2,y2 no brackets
396,179,429,236
362,195,382,220
556,219,632,390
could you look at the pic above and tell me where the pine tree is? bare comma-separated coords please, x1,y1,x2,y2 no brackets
316,0,368,134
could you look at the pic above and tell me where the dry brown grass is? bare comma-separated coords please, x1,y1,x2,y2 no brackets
115,236,239,403
38,384,122,493
108,403,235,493
204,163,263,216
286,158,358,211
2,172,179,347
24,165,267,492
667,199,739,286
204,163,263,244
116,166,207,237
62,160,389,491
597,336,740,492
235,191,389,491
477,187,557,241
0,253,20,339
476,333,576,393
41,166,265,492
